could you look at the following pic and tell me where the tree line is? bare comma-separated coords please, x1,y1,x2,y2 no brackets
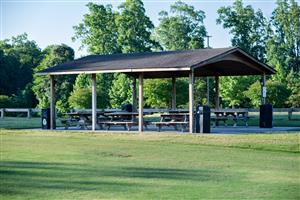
0,0,299,112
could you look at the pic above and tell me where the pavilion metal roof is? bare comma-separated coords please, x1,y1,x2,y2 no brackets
38,47,276,78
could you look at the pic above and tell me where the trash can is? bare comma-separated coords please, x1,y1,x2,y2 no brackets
41,108,50,129
196,105,211,133
121,104,133,112
260,104,273,128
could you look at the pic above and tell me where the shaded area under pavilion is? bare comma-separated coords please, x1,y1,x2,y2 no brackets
38,47,276,133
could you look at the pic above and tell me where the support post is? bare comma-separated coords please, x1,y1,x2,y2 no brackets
261,73,266,105
172,77,176,110
138,73,144,132
0,109,4,119
92,74,97,131
189,70,194,133
207,77,210,105
50,75,56,130
215,76,220,109
132,78,137,112
27,109,32,118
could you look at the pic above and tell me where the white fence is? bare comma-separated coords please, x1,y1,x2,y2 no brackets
0,108,40,118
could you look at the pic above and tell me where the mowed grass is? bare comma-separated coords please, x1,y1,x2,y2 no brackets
0,130,299,199
0,117,62,129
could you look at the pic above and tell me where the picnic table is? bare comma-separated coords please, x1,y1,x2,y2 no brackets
100,112,150,131
211,109,249,127
61,111,106,129
153,113,189,132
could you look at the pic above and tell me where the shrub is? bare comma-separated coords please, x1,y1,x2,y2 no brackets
0,95,12,108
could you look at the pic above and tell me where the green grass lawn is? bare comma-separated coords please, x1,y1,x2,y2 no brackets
0,117,62,129
1,130,299,199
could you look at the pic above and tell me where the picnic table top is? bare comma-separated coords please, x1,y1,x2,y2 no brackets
161,113,189,116
104,112,139,116
66,111,105,115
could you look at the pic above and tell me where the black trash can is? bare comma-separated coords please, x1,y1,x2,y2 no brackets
121,104,133,112
41,108,50,129
260,104,273,128
196,105,211,133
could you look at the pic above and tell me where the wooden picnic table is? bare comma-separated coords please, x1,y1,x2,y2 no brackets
153,113,189,132
100,112,150,131
212,109,249,127
62,111,106,129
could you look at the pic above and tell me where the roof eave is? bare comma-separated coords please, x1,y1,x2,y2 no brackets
37,67,191,76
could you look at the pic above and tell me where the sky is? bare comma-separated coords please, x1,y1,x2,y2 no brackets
1,0,280,58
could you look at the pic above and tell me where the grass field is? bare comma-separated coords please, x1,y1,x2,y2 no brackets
1,130,299,199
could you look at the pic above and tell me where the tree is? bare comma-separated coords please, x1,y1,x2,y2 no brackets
155,0,206,50
220,76,257,108
72,2,125,108
216,0,269,107
0,47,20,95
266,0,300,81
244,80,290,108
11,83,38,108
0,95,11,108
73,3,120,54
286,70,300,107
144,78,189,108
68,74,113,109
116,0,159,53
109,73,132,108
0,33,41,97
143,1,207,108
32,44,76,113
109,0,160,108
144,79,172,108
217,0,269,61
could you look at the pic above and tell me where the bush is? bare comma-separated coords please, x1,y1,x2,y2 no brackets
0,95,12,108
11,83,38,108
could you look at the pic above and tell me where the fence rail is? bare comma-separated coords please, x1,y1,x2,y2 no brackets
0,108,40,118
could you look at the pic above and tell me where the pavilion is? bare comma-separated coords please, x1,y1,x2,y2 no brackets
38,47,276,133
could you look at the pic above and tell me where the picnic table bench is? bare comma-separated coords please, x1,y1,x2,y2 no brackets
211,109,249,127
99,112,150,131
153,113,189,132
62,111,106,130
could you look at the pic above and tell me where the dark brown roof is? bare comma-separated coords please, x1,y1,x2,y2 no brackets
38,47,275,78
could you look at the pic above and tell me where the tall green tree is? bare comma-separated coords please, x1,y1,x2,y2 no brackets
72,2,121,109
0,33,41,97
73,3,120,54
216,0,269,107
155,0,206,50
244,80,290,108
68,74,113,109
109,0,159,108
286,70,300,107
116,0,159,53
143,1,207,108
32,44,75,113
267,0,300,81
217,0,269,61
109,73,132,108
